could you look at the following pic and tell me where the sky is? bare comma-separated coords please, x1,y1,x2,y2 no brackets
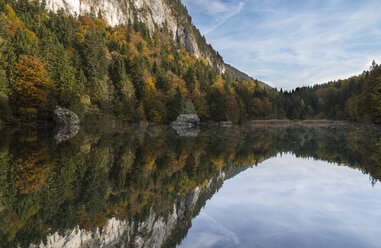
182,0,381,90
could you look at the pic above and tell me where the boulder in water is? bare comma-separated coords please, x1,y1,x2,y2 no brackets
53,106,80,126
52,106,80,143
171,114,200,128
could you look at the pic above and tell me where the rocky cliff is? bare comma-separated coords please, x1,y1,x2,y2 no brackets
42,0,217,70
41,0,256,77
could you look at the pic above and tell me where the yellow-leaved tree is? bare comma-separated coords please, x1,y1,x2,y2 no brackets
14,55,54,120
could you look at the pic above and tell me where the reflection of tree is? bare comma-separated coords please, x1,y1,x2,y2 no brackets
0,125,380,247
0,132,55,245
16,146,54,194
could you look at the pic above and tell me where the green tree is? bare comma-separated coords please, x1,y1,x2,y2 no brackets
109,53,136,118
183,99,196,114
77,30,107,100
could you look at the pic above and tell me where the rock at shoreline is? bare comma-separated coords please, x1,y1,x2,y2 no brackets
220,121,233,128
171,114,200,128
53,106,80,143
53,106,80,126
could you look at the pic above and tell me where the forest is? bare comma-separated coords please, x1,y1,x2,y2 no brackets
0,0,380,125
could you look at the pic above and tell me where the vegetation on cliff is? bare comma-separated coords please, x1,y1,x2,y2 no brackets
0,0,380,124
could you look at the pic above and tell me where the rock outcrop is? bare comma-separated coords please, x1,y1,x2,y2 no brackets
53,106,80,143
34,0,263,82
53,106,80,126
40,0,228,74
43,0,202,59
171,114,200,128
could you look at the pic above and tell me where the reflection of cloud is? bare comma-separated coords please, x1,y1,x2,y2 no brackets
181,212,240,248
199,212,240,244
179,154,381,248
181,233,223,248
183,0,381,89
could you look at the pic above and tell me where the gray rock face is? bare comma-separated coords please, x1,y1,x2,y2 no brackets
53,106,80,126
39,0,225,74
176,24,200,58
42,0,199,55
53,106,80,143
171,114,200,128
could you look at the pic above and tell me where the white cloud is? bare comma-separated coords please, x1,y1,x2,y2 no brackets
183,0,229,14
203,2,244,34
183,0,245,34
184,0,381,89
200,0,228,14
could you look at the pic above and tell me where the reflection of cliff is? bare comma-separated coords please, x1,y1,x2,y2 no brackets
31,172,226,248
0,124,380,247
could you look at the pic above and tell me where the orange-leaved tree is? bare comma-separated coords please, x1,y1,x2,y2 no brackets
14,55,54,120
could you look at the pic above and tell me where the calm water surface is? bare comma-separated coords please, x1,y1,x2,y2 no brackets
0,124,380,247
179,154,381,248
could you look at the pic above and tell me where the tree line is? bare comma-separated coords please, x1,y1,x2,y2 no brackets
0,0,380,125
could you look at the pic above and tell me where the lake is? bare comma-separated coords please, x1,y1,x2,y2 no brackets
0,124,380,248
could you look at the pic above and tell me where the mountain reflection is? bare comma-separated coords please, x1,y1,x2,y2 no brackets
0,124,379,247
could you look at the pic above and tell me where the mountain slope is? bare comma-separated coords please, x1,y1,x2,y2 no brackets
0,0,379,124
42,0,256,79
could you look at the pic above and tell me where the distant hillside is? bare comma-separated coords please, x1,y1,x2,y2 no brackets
224,63,271,88
224,63,253,82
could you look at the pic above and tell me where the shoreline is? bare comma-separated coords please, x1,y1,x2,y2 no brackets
1,119,378,130
246,119,358,127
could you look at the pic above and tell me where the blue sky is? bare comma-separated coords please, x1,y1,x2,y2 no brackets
182,0,381,90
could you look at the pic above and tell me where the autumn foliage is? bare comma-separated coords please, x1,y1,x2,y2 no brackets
0,1,380,124
14,55,54,120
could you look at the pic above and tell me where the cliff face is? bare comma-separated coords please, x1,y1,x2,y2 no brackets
43,0,225,73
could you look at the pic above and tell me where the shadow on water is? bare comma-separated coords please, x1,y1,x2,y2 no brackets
0,124,380,247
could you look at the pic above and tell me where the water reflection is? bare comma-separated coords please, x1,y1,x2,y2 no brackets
0,124,379,247
179,155,381,248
